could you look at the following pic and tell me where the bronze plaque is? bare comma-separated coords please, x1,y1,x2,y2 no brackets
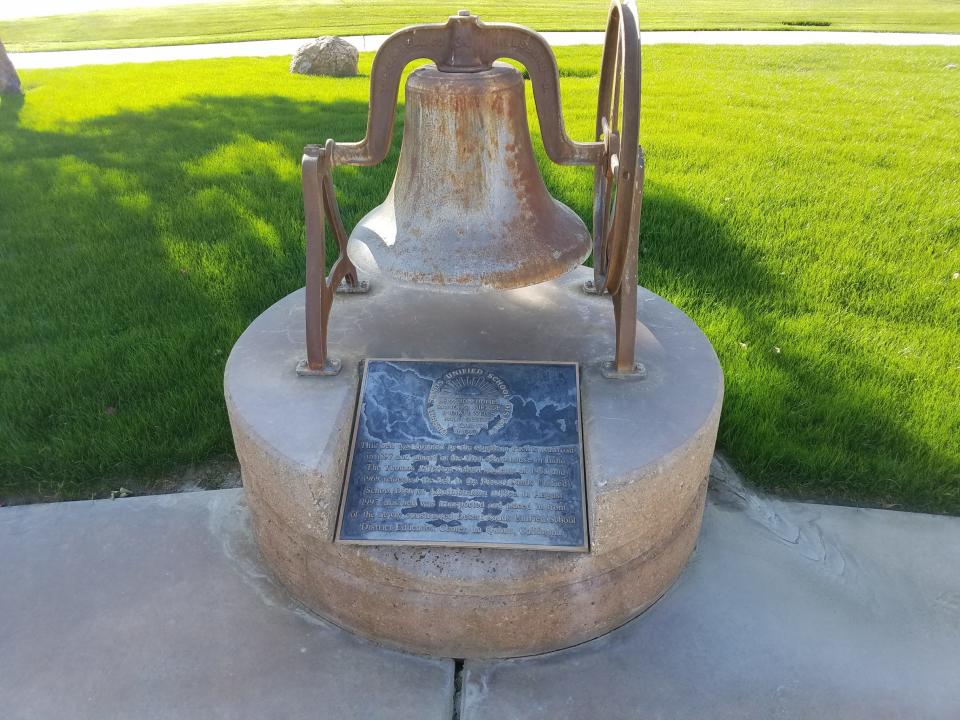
336,359,588,551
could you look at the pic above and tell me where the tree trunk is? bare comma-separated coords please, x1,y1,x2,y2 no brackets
0,39,22,95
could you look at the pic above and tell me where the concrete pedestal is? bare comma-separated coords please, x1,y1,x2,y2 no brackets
224,267,723,658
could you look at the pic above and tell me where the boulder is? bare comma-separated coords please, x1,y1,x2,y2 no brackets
0,39,21,95
290,36,358,78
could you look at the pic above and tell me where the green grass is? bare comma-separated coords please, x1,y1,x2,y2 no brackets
1,46,959,511
3,0,960,53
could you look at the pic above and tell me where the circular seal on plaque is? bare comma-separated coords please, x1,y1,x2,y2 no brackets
426,367,513,437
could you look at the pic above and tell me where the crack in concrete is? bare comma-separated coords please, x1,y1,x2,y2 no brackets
452,658,465,720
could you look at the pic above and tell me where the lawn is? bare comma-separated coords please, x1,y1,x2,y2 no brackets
1,45,958,512
3,0,960,52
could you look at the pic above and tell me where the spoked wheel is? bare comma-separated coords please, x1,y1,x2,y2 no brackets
592,0,641,296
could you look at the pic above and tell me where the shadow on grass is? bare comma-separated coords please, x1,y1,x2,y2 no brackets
0,91,24,124
0,92,399,501
634,184,958,512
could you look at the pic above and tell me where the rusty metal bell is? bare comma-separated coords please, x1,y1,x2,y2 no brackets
346,63,593,290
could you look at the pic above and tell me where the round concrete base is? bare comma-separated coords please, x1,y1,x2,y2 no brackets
225,267,723,658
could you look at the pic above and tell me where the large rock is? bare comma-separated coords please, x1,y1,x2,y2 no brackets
290,36,358,77
0,39,21,95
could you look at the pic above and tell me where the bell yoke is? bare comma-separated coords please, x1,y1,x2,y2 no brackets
298,2,644,377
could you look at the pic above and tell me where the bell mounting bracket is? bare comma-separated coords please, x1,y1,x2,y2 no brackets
299,1,644,377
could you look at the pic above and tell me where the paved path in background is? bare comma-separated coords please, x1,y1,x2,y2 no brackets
12,30,960,69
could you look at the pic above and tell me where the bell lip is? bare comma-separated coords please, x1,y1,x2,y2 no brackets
347,229,593,294
341,256,594,294
347,192,594,293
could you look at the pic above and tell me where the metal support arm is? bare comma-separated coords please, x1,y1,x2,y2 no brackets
307,11,605,169
591,0,646,377
297,140,364,376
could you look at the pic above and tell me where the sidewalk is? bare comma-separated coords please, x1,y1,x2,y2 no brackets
2,458,959,719
11,30,960,69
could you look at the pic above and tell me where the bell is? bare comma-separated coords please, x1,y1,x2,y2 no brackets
298,7,645,376
346,63,593,290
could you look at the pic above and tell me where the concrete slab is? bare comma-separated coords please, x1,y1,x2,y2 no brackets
461,458,960,720
4,465,959,719
0,489,454,720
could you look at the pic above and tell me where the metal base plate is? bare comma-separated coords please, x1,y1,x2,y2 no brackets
600,360,647,380
582,278,606,295
296,358,342,376
337,279,370,294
